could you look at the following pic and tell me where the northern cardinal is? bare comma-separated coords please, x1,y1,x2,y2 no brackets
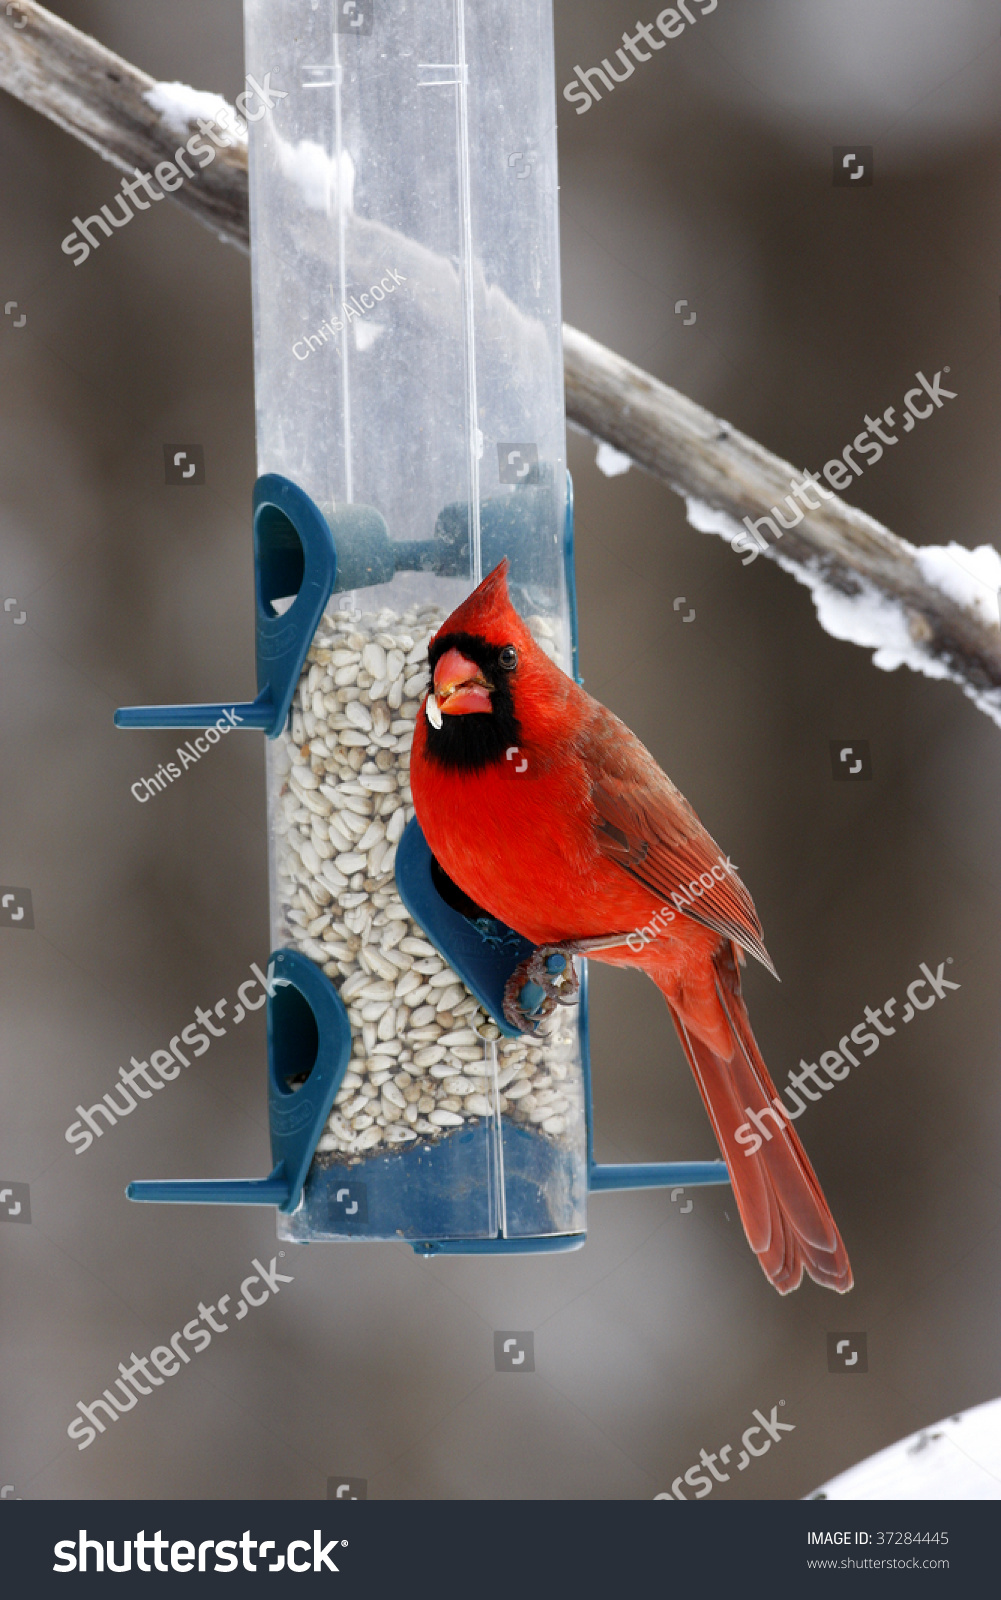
409,560,852,1295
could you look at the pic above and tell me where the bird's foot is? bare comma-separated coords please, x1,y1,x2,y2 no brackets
503,945,581,1034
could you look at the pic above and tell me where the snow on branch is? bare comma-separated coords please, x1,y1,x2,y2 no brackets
4,0,1001,723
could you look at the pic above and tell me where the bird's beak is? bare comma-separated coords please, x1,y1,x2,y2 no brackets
429,648,493,720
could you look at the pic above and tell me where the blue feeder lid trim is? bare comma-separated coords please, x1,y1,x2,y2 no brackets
114,474,338,740
126,949,352,1213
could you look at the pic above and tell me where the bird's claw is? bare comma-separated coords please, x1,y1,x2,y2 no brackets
503,945,580,1033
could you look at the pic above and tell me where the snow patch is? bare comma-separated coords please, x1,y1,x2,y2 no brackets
274,140,355,214
807,1394,1001,1500
144,82,242,139
685,497,744,545
595,441,633,477
914,541,1001,630
685,496,1001,727
354,320,384,352
774,552,946,678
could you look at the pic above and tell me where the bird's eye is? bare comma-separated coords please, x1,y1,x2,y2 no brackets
499,645,518,671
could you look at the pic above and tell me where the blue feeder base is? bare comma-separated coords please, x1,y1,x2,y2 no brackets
278,1122,586,1249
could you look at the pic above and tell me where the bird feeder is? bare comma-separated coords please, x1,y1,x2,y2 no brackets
119,0,728,1251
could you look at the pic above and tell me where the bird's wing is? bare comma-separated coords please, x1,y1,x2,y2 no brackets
575,703,776,974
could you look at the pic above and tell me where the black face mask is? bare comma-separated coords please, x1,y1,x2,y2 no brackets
423,631,521,774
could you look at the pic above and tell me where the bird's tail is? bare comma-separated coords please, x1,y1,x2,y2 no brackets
660,944,853,1295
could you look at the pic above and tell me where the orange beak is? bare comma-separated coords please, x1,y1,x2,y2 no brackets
431,648,493,717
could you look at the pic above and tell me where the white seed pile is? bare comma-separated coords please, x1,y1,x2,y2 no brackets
267,595,581,1165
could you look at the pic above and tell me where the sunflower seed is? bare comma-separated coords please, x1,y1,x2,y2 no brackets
323,814,352,847
366,950,399,983
297,937,328,964
464,1094,493,1117
358,641,384,680
443,1076,477,1096
504,1079,533,1101
332,853,365,875
413,1045,446,1069
358,980,394,1002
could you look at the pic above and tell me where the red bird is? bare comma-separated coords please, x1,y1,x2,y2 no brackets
409,561,852,1296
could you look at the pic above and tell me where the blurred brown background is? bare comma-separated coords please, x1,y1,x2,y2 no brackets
2,0,1000,1500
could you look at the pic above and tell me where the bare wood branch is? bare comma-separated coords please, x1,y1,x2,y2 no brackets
4,0,1000,720
0,0,248,246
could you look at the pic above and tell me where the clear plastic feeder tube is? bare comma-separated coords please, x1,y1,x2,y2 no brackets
244,0,578,1244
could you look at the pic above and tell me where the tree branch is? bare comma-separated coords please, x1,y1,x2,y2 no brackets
4,0,1000,722
563,327,1001,722
0,0,248,244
